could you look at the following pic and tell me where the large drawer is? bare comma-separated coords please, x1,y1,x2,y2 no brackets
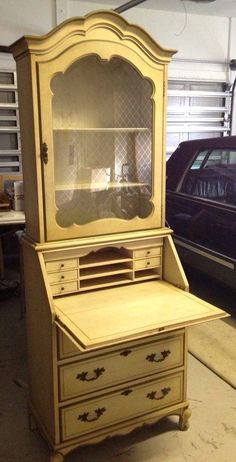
59,334,184,401
60,371,183,441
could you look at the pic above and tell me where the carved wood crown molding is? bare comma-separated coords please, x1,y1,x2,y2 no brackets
10,10,176,64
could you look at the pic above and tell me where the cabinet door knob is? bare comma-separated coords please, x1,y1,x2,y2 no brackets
121,389,133,396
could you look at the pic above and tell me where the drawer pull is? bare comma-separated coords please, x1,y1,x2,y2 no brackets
78,407,106,423
146,349,171,363
61,264,64,268
147,251,151,255
121,389,133,396
120,349,132,357
147,387,171,401
76,367,105,382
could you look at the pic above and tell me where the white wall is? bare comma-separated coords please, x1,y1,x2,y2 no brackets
68,1,228,60
0,0,56,45
0,0,235,83
57,0,236,83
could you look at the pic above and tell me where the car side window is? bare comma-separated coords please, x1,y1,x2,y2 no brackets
180,148,236,205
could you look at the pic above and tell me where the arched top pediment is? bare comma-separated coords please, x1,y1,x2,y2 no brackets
10,10,176,65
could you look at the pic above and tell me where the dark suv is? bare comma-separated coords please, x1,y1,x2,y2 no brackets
166,136,236,289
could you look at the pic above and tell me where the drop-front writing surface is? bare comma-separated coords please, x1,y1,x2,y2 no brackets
52,56,153,229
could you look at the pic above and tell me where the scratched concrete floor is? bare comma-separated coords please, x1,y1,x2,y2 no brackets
1,279,236,462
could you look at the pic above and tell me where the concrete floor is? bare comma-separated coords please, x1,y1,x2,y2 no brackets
1,277,236,462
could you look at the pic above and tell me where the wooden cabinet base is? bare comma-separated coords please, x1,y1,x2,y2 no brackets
31,401,191,461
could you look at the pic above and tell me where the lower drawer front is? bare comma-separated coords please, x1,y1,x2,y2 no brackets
61,371,183,441
59,335,184,401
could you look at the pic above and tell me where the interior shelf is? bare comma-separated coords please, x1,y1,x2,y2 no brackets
55,181,147,191
80,274,132,290
80,250,132,268
53,127,149,132
134,269,160,280
80,264,132,280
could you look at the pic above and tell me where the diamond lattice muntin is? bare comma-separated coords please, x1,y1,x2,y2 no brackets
52,56,154,227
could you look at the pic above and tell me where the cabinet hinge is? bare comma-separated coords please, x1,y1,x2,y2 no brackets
41,142,48,164
163,82,166,98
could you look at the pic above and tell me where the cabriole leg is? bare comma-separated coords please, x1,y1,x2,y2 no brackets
49,452,64,462
179,406,192,431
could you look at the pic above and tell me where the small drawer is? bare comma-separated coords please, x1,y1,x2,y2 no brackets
134,257,161,270
133,247,161,259
59,334,184,401
51,281,78,296
46,259,77,273
48,270,78,284
60,371,183,441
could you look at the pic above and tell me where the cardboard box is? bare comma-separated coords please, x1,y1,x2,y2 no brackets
4,180,24,211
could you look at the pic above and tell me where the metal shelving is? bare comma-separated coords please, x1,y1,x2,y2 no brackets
166,81,232,158
0,70,22,173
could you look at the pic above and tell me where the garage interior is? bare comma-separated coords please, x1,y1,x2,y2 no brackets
1,1,236,462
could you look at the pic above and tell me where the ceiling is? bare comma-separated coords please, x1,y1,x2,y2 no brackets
85,1,236,17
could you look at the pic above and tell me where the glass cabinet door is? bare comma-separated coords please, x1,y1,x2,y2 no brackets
51,56,154,229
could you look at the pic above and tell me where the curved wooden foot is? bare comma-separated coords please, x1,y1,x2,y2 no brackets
179,406,192,431
49,452,64,462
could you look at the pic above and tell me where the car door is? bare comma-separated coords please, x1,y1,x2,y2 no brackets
166,147,236,260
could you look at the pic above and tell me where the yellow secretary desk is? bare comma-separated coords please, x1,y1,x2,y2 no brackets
10,11,227,462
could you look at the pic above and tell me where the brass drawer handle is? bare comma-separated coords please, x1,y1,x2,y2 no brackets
76,367,105,382
120,349,132,357
146,349,171,363
147,387,171,401
78,407,106,423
